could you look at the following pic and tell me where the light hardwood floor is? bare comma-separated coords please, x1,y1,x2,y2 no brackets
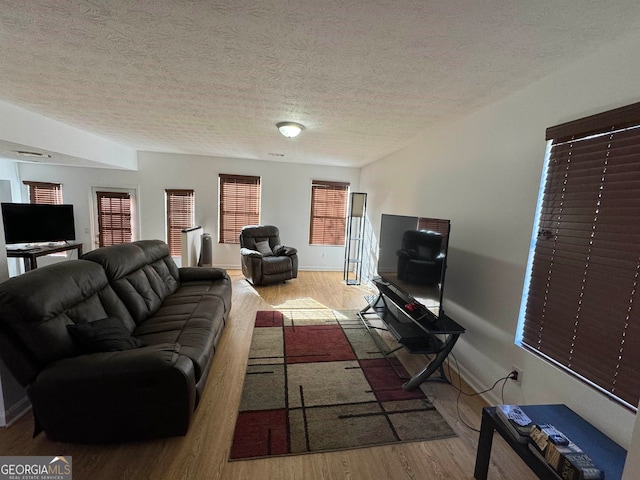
0,271,534,479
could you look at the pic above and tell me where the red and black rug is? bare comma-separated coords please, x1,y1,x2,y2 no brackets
229,309,455,460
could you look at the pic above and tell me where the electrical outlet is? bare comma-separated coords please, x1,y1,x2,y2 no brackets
510,365,523,385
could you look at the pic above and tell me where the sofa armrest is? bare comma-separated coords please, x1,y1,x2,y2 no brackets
30,343,195,396
240,247,262,258
34,343,189,383
274,245,297,256
28,343,197,442
179,266,229,282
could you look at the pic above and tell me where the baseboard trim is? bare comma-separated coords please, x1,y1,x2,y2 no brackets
0,396,31,427
214,265,343,272
451,361,502,405
444,357,502,405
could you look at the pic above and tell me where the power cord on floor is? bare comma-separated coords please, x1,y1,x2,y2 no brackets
361,314,516,433
444,353,512,433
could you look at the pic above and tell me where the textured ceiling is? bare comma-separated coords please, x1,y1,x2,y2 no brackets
1,1,640,168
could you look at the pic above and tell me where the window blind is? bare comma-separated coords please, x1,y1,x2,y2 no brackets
219,174,260,244
417,217,450,243
166,189,195,256
96,191,132,247
522,101,640,409
23,181,62,204
309,180,349,245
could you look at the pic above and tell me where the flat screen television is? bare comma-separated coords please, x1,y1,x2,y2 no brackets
1,203,76,245
377,213,451,321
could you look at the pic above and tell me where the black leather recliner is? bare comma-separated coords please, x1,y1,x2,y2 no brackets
396,230,444,285
239,225,298,285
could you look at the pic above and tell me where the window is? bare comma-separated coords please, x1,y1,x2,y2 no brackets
309,180,349,245
417,217,450,245
166,189,195,256
96,191,133,247
22,182,67,257
219,174,261,244
518,101,640,409
23,181,62,204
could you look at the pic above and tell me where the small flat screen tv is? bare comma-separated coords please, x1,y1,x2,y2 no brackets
377,214,451,321
1,203,76,245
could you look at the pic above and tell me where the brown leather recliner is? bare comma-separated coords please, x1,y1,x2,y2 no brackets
239,225,298,285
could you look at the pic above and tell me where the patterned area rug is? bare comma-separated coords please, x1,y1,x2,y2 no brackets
229,308,455,460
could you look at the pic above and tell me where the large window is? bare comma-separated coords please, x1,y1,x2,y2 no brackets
23,181,62,204
166,189,195,256
518,102,640,409
309,180,349,245
96,191,133,247
219,174,261,244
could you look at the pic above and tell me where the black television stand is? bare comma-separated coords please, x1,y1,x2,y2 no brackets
359,277,465,390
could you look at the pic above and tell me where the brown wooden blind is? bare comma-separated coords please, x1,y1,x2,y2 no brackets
96,191,132,247
166,189,195,256
417,217,450,246
219,174,260,244
23,181,62,204
309,180,349,245
522,102,640,409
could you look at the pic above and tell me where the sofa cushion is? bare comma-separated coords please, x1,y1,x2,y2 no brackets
82,242,149,280
110,268,166,323
175,269,232,318
0,260,135,384
133,240,180,296
83,241,180,324
67,317,144,353
255,240,273,256
133,293,226,382
262,256,293,275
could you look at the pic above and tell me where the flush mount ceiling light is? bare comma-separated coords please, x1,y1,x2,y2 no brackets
277,122,305,138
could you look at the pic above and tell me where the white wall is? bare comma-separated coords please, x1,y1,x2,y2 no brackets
0,158,28,426
0,101,137,170
360,31,640,452
18,152,360,270
623,400,640,479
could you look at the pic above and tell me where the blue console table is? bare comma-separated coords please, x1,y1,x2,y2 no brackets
474,404,627,479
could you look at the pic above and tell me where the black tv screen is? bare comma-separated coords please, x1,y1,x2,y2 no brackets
1,203,76,245
377,214,450,320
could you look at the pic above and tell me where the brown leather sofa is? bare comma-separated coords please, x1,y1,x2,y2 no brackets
0,240,231,443
239,225,298,285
